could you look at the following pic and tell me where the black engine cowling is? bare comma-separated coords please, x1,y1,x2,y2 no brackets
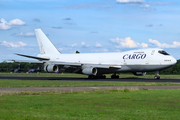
82,67,97,75
133,72,146,76
44,64,59,73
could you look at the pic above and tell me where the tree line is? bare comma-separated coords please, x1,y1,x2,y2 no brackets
0,60,180,74
0,61,42,72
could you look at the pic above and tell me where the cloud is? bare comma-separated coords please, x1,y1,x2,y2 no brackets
58,48,63,51
15,32,35,37
116,0,144,4
141,43,148,48
0,19,11,30
110,37,148,48
140,4,150,9
0,18,26,30
62,18,72,20
1,41,26,48
149,39,180,48
55,2,112,9
64,22,76,25
9,19,26,25
102,49,108,52
70,43,77,47
116,1,176,10
32,18,41,22
95,42,102,47
52,26,63,29
18,42,26,46
81,41,89,48
90,31,98,33
146,24,153,27
93,48,109,52
148,1,177,6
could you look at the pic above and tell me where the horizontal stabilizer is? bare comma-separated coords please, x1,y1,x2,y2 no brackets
15,53,50,61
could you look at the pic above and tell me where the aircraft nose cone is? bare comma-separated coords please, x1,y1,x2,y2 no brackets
172,57,177,65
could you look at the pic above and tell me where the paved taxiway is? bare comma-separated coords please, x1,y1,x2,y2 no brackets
0,76,180,82
1,86,180,94
0,76,180,93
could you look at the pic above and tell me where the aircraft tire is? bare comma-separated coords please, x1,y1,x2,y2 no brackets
102,75,106,79
88,75,96,79
111,75,115,79
116,75,119,79
154,76,160,79
111,75,119,79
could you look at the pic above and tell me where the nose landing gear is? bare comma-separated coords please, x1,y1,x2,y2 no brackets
154,71,160,79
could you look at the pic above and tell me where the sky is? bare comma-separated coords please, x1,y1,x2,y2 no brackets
0,0,180,61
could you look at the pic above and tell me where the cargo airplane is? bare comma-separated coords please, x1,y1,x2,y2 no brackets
11,29,177,79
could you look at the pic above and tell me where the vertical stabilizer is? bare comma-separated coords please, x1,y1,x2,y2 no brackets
35,29,61,55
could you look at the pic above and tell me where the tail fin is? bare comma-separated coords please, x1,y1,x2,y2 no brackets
34,29,61,55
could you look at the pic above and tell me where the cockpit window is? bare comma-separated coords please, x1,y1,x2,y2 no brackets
158,50,169,55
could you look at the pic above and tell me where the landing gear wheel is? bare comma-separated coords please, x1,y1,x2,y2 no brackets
102,75,106,79
111,75,119,79
154,76,160,79
88,75,106,79
88,75,96,79
154,71,160,79
116,75,119,79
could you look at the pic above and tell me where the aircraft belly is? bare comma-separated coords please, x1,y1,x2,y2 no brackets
126,64,173,72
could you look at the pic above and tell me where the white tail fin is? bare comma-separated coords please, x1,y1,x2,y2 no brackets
34,29,61,55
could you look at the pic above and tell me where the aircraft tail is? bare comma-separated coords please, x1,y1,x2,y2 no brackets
34,29,61,55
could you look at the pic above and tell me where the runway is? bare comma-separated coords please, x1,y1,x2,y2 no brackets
0,76,180,83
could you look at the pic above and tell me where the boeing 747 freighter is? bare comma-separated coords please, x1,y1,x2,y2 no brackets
11,29,177,79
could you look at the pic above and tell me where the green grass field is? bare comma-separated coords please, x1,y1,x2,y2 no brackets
0,89,180,120
1,72,180,119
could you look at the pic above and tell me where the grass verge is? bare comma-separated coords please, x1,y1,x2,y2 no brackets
0,89,180,120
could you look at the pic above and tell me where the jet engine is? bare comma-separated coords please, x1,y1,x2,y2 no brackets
133,72,146,76
44,64,59,73
82,67,97,75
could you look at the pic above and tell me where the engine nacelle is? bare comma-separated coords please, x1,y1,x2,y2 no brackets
44,64,59,73
133,72,146,76
82,67,97,75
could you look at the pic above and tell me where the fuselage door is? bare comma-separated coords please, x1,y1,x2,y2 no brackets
145,57,150,64
123,57,127,65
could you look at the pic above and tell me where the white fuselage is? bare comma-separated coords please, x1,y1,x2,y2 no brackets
39,48,177,74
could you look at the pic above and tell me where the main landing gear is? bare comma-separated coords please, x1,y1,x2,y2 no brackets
88,73,120,79
154,71,160,79
88,75,106,79
111,73,119,79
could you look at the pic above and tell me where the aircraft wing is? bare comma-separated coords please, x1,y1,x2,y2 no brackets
48,61,121,69
15,53,50,61
9,59,44,63
11,53,121,69
10,59,121,69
